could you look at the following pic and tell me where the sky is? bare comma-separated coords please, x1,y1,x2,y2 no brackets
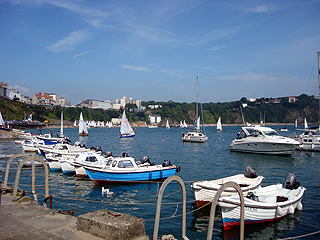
0,0,319,105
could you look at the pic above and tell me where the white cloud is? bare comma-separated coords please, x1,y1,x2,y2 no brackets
73,50,92,58
46,29,92,53
160,69,183,78
8,84,34,95
121,65,151,72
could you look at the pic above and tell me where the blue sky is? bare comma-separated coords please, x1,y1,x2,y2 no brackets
0,0,319,105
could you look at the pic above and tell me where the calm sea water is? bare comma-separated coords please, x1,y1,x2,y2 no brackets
1,126,319,239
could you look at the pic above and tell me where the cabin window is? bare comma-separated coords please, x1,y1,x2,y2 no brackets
118,160,134,168
106,159,113,166
112,161,117,167
86,156,97,162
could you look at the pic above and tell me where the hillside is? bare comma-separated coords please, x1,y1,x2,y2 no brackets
0,94,318,126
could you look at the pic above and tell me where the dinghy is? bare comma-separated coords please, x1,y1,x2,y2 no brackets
191,166,264,208
119,110,135,138
218,173,306,230
79,112,88,136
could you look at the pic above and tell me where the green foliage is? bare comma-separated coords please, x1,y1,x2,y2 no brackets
0,94,319,124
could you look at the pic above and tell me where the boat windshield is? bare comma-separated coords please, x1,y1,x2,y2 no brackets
263,130,280,136
118,160,134,168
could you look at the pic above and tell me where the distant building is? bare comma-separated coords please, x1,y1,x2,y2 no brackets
8,89,21,100
288,96,298,103
20,95,32,105
32,92,55,105
242,103,248,108
115,96,142,110
272,98,281,104
111,117,121,125
0,82,8,98
58,97,71,107
80,99,111,110
149,114,161,124
148,105,162,109
249,98,256,102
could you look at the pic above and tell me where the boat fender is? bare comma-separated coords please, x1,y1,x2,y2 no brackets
297,202,303,211
288,205,295,214
245,166,257,178
162,160,172,167
176,165,181,172
277,206,283,216
122,152,129,157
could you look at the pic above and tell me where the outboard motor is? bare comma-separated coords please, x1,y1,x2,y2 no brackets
162,160,172,167
140,156,151,165
245,166,257,178
95,146,102,152
122,152,129,157
285,173,300,189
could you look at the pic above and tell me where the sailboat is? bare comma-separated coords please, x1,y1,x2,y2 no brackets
183,120,188,128
217,117,222,132
58,110,64,137
295,119,298,128
304,118,308,129
79,112,88,136
119,110,135,138
166,120,170,129
181,76,208,143
298,52,320,151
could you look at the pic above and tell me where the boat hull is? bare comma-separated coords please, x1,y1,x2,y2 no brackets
191,174,264,208
85,167,176,184
219,185,306,230
229,140,297,155
119,134,135,138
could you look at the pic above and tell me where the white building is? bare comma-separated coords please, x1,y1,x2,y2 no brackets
149,114,161,124
8,89,21,100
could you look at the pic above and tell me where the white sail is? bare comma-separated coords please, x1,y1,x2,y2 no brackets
217,117,222,131
195,117,200,131
166,120,170,129
183,120,188,128
0,111,4,126
304,118,308,129
109,121,113,127
79,112,88,135
59,110,64,136
120,110,135,137
73,120,77,127
180,121,184,128
295,119,298,128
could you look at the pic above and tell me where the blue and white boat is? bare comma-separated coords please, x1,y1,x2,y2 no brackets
119,110,135,138
84,154,180,184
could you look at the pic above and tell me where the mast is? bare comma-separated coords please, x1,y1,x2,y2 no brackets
196,75,199,122
318,52,320,130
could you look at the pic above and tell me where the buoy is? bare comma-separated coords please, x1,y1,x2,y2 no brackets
297,202,303,211
277,206,283,216
162,140,165,142
288,205,295,214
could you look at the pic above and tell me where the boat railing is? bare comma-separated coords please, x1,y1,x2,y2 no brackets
2,153,50,207
153,175,245,240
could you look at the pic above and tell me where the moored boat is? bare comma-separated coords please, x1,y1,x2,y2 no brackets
119,110,135,138
191,166,264,208
218,173,306,230
84,154,180,184
229,125,299,155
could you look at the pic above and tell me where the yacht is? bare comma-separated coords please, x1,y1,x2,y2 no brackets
229,125,299,155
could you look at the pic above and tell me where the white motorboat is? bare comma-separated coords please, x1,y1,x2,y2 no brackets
72,151,114,178
218,173,306,230
191,166,264,208
182,76,208,143
229,125,299,155
39,142,90,156
21,139,45,154
298,129,320,151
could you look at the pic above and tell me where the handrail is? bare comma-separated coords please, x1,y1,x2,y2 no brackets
3,154,50,207
153,175,189,240
206,181,245,240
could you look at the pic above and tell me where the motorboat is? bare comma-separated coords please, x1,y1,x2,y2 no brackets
72,151,114,178
218,173,306,230
229,125,299,155
182,76,208,143
280,127,288,132
83,154,180,184
298,129,320,151
21,139,45,154
39,142,90,156
191,166,264,208
36,133,66,145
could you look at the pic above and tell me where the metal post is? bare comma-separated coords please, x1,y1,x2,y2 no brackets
3,153,29,188
153,175,189,240
206,181,245,240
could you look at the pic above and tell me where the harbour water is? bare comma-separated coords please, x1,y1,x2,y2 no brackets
1,126,319,239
